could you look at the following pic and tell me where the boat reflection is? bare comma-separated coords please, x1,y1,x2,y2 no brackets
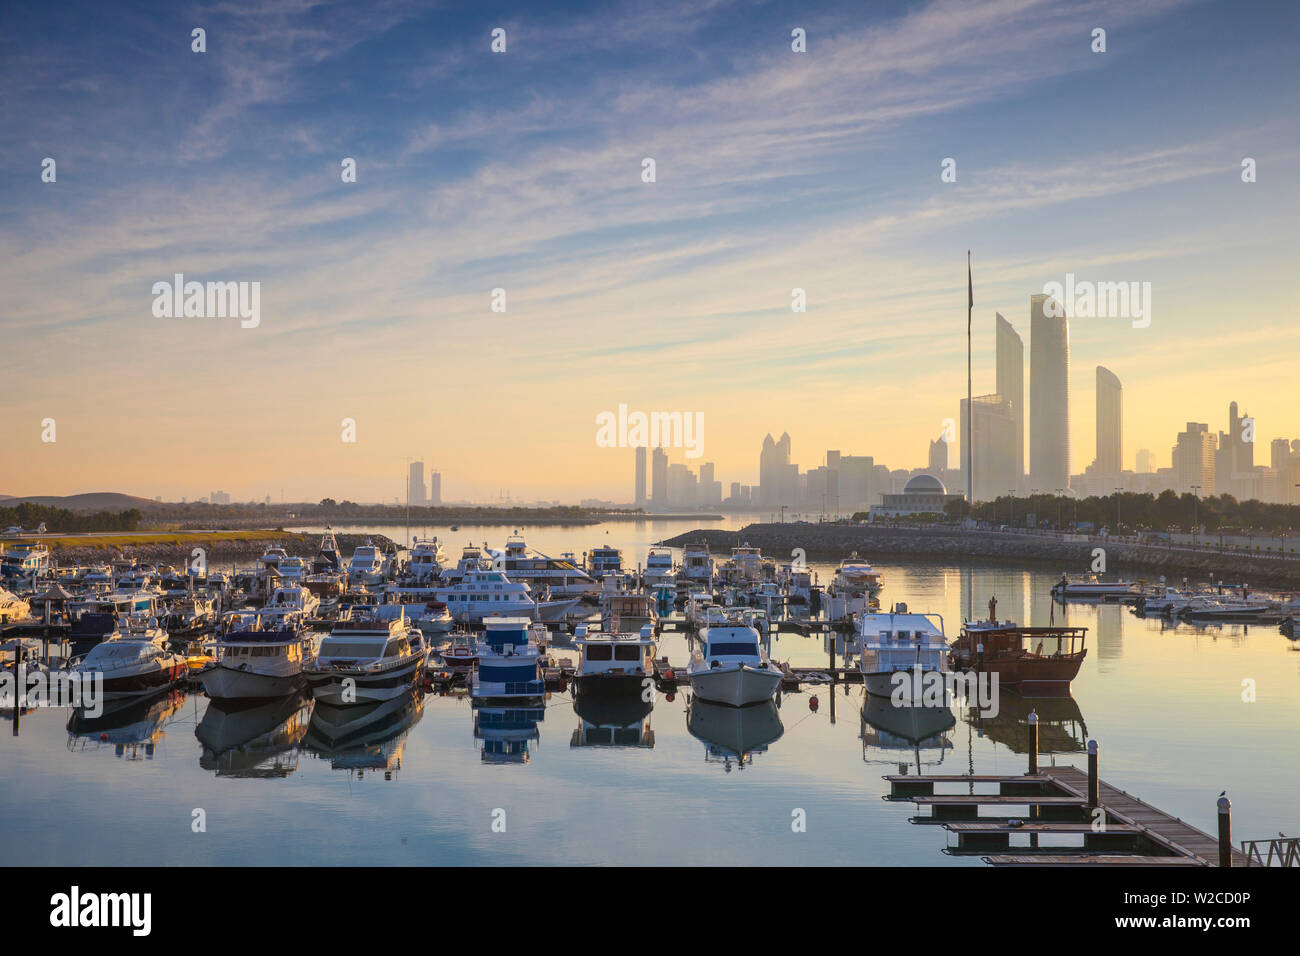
570,695,654,748
860,694,954,773
302,689,424,780
687,698,783,771
65,688,187,760
474,705,545,764
196,692,313,778
961,689,1089,754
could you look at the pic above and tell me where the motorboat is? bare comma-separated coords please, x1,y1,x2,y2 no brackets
857,605,949,702
680,542,714,585
68,619,187,700
471,617,546,705
495,533,599,598
408,536,448,583
201,619,314,700
258,584,320,626
304,611,428,704
572,625,657,698
586,545,623,579
642,547,677,589
434,570,580,623
415,600,454,637
0,587,30,624
688,619,782,707
1051,573,1140,600
346,540,387,585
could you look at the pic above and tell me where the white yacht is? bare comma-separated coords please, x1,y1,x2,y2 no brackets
496,533,599,598
69,620,186,700
572,625,657,698
1051,574,1140,600
0,587,30,623
471,617,546,704
0,541,51,581
723,544,764,584
680,542,714,585
257,546,291,573
587,545,623,579
414,601,454,637
305,612,428,705
346,540,386,585
433,570,580,623
857,606,948,701
642,547,677,589
688,619,782,707
408,536,448,583
826,554,881,622
201,620,313,701
258,584,320,626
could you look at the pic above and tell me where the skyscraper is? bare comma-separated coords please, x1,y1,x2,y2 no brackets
408,461,426,506
1172,423,1216,496
961,394,1018,501
1136,448,1154,474
995,313,1024,490
634,446,647,506
429,471,441,506
651,447,668,507
1030,293,1070,491
1095,366,1122,475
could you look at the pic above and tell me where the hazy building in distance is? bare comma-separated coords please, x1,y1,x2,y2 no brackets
928,434,948,479
1030,293,1070,492
429,471,441,506
1172,422,1216,496
1095,366,1123,475
1216,401,1256,500
961,394,1018,501
651,447,668,507
758,432,797,506
874,474,965,517
407,462,426,506
634,446,647,506
700,461,722,507
995,313,1025,491
1136,448,1155,474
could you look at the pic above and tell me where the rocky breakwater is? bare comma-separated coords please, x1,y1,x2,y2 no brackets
661,523,1300,589
44,532,395,569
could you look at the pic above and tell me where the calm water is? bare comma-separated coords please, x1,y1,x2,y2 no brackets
3,517,1297,866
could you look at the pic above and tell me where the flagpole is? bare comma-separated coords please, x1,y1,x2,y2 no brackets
967,250,974,625
967,250,973,509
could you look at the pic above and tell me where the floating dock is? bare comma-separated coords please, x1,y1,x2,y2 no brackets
885,765,1250,866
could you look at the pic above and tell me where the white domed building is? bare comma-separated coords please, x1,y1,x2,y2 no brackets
874,474,966,517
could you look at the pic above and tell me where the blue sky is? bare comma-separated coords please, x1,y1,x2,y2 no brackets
1,0,1298,502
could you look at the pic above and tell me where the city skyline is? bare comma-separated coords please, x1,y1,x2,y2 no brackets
3,0,1299,503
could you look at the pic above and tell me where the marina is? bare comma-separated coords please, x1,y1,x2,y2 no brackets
2,518,1296,867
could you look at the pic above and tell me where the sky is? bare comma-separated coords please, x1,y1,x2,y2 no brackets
1,0,1298,504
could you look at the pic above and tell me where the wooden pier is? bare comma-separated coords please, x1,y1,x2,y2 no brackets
884,764,1250,866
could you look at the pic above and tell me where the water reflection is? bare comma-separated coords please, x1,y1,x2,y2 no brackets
196,692,312,778
302,690,424,780
66,689,187,760
570,696,654,748
963,689,1089,755
474,705,545,764
687,698,784,771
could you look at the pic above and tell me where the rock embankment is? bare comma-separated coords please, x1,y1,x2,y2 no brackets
661,523,1300,588
44,533,393,569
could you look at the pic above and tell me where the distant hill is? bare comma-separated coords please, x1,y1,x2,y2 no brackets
0,492,165,512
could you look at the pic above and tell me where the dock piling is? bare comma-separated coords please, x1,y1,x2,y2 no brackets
1027,710,1038,775
1217,794,1232,868
1087,739,1100,807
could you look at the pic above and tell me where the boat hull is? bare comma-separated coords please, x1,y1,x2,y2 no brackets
688,663,782,707
201,663,306,701
304,655,426,705
574,673,652,699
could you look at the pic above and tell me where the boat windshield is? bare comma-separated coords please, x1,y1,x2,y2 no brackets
707,642,759,657
318,639,383,658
